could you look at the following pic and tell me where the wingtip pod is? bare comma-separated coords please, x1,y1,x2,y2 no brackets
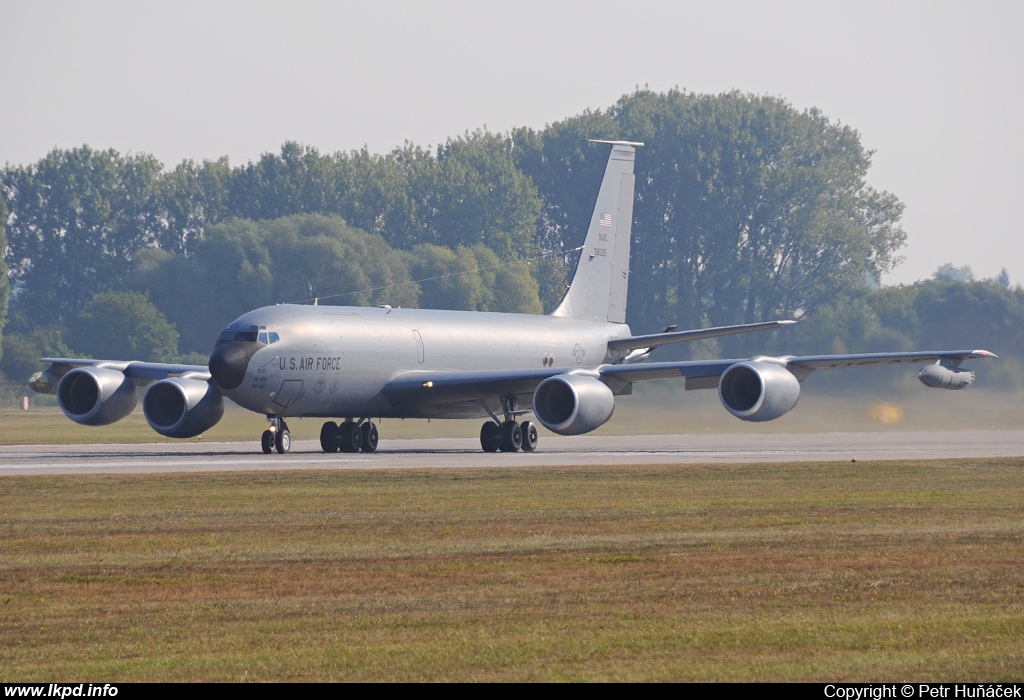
918,364,975,390
917,349,995,389
28,370,59,395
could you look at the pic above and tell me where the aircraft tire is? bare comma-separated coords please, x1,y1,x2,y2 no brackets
480,421,501,453
338,422,362,453
320,421,339,453
360,422,379,453
276,429,291,454
499,421,522,452
521,421,539,452
261,429,273,454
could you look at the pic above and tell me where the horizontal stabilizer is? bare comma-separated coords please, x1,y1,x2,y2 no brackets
608,320,796,352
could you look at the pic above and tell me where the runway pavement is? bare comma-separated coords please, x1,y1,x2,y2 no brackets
1,430,1023,475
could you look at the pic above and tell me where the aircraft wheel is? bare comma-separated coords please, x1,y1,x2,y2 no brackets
360,422,379,453
521,421,539,452
261,429,274,454
480,421,501,453
499,421,522,452
275,429,291,454
320,421,339,453
338,422,362,453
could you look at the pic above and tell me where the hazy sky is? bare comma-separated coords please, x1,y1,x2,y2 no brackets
2,1,1021,286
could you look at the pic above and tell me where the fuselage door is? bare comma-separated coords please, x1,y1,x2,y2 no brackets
413,330,425,364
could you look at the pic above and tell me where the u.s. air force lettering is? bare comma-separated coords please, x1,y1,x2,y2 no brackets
279,357,343,371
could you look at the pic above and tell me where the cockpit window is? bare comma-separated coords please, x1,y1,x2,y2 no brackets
215,326,260,344
215,324,278,345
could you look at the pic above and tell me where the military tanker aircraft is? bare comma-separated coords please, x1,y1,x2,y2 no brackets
29,140,995,454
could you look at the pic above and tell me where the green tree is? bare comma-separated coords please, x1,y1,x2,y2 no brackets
515,90,907,358
133,219,275,355
471,245,543,314
263,214,418,309
912,278,1024,358
67,291,179,362
0,326,71,383
160,157,232,255
3,146,166,326
407,244,487,311
420,132,543,260
334,145,429,250
0,190,9,364
134,214,418,355
512,111,620,311
229,142,342,221
933,263,975,282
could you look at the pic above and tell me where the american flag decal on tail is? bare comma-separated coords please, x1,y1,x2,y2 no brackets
600,213,612,227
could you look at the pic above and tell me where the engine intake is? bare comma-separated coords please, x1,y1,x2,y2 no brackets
143,377,224,438
533,374,615,435
57,367,138,426
718,361,801,422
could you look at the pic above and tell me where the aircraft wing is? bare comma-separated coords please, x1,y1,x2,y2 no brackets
601,349,997,389
781,349,996,370
383,349,997,407
383,361,743,405
30,358,210,393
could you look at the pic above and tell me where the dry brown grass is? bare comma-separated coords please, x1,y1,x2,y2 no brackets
2,459,1023,681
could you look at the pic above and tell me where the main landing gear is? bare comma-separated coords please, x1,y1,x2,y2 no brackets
262,417,291,454
479,419,539,453
479,396,539,453
318,419,379,454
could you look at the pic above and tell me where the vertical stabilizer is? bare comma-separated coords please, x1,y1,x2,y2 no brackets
551,140,642,323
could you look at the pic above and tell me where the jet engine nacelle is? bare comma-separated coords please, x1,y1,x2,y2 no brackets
143,377,225,438
57,367,138,426
533,373,615,436
718,360,801,422
917,364,975,390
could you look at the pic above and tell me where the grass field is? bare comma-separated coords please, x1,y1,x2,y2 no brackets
2,458,1023,681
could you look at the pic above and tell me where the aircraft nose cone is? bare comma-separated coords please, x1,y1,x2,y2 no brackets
208,342,255,391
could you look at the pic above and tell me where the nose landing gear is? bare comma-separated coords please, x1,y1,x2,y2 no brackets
261,417,291,454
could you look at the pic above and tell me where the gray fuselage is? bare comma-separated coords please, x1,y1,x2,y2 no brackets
219,304,633,419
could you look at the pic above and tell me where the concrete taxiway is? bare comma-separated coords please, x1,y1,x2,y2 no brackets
0,430,1022,475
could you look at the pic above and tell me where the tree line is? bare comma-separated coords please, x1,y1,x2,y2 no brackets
1,89,1020,391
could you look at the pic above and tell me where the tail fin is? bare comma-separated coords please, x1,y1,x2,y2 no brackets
550,140,642,324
